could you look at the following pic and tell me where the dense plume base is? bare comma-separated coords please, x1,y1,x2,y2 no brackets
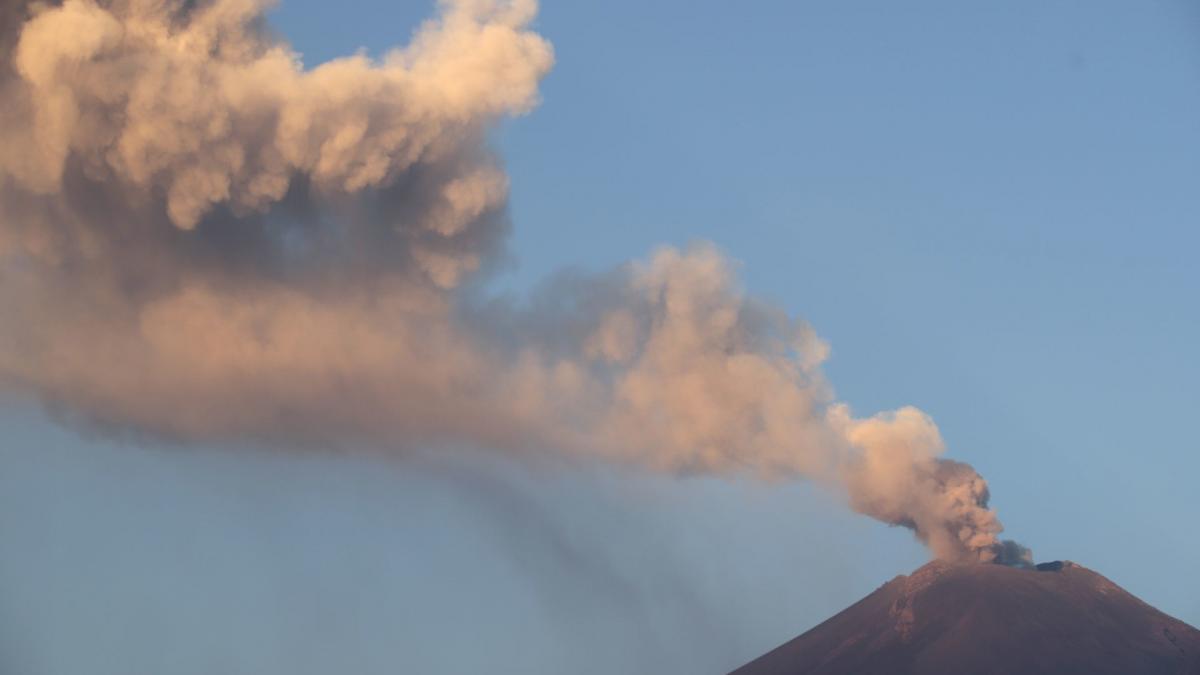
0,0,1027,563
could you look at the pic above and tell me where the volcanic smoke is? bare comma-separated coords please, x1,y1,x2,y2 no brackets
0,0,1029,564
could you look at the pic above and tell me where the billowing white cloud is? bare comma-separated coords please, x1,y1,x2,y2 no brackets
0,0,1026,563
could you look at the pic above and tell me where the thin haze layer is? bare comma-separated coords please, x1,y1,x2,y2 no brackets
0,0,1028,564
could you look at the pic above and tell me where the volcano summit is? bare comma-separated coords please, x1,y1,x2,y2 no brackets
732,560,1200,675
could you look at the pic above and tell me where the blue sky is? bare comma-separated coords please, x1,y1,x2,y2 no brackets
3,1,1199,673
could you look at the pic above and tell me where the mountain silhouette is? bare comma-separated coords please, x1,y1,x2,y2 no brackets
732,560,1200,674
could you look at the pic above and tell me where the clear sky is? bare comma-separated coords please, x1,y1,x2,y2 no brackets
2,1,1199,674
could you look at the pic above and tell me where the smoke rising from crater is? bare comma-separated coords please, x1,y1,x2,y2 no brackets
0,0,1027,563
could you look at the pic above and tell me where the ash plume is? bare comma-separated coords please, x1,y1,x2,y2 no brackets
0,0,1026,563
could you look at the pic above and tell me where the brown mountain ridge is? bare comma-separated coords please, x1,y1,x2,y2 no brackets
732,560,1200,675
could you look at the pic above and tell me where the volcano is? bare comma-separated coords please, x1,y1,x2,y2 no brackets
731,560,1200,675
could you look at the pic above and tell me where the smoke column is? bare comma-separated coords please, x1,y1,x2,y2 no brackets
0,0,1028,564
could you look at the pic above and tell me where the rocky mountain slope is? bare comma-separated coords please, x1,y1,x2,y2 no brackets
732,560,1200,674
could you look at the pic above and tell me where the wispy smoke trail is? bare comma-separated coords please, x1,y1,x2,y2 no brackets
0,0,1028,564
